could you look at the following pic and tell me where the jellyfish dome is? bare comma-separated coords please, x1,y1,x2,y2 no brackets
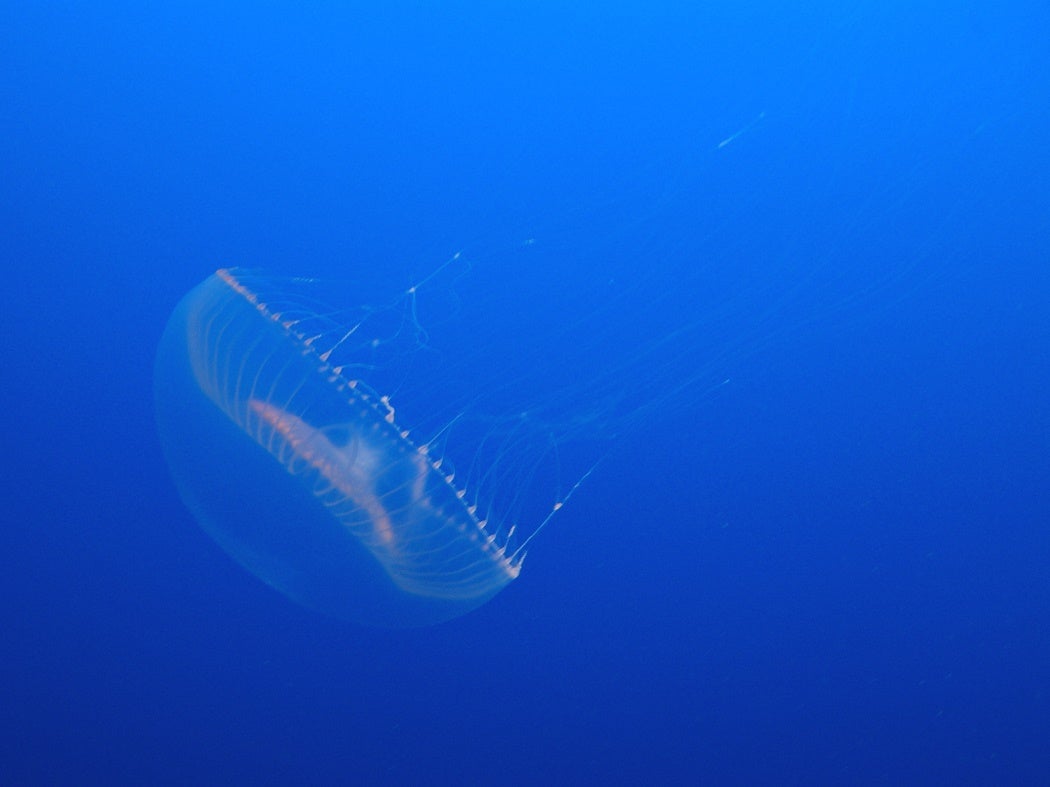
154,269,523,627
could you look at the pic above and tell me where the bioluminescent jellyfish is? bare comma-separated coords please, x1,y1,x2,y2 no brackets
155,266,585,627
153,106,937,628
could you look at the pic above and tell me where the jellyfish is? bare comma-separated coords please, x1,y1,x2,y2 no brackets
155,268,535,627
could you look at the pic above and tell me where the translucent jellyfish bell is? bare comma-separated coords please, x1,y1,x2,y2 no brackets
154,269,523,627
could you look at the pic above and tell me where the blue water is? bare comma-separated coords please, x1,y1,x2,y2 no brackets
3,3,1048,784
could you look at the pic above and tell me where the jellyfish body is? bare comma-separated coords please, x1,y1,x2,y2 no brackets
154,269,520,627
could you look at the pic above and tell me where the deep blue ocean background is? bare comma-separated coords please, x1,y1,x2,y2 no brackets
3,3,1048,784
